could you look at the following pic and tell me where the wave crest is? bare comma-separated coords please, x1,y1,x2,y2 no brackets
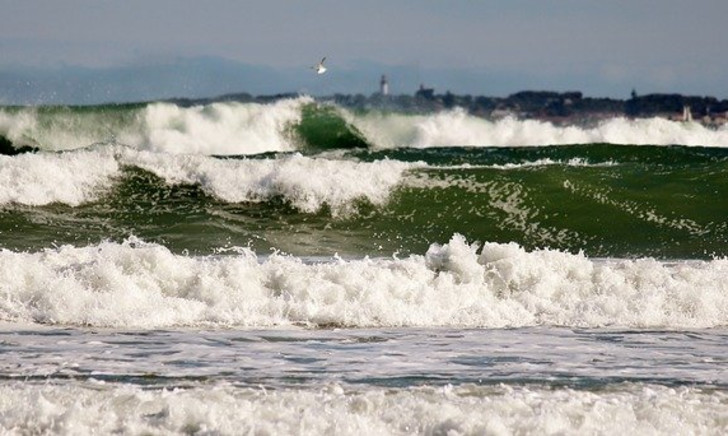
347,109,728,148
3,100,728,155
1,235,726,329
0,146,418,215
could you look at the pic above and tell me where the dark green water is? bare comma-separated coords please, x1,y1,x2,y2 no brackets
2,144,726,259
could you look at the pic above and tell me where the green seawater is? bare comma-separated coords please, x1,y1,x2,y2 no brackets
2,144,726,259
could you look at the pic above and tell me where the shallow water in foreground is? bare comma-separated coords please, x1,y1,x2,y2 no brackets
1,326,727,434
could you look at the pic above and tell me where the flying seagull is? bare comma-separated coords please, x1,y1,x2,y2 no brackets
312,57,327,74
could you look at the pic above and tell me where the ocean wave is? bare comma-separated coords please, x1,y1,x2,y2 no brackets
0,144,618,210
0,97,311,154
140,98,307,154
1,382,724,435
0,147,418,214
2,144,725,259
0,148,120,207
346,108,728,148
1,235,726,329
3,100,728,155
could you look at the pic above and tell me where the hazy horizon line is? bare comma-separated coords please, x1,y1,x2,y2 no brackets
1,55,725,106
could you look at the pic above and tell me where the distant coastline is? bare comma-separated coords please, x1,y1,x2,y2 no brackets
167,89,728,127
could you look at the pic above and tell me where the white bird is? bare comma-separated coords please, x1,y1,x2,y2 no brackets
312,57,327,74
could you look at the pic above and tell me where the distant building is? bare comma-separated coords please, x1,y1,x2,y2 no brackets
380,75,389,96
415,83,434,100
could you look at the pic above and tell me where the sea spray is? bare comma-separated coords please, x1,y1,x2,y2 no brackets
140,98,309,154
0,104,145,151
0,97,312,154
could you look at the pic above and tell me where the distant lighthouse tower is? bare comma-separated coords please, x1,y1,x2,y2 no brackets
380,75,389,96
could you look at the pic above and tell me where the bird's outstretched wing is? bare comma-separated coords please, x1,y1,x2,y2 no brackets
312,57,328,74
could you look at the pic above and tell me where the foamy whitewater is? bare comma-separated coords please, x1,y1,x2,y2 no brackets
2,98,728,154
1,236,726,329
1,97,727,435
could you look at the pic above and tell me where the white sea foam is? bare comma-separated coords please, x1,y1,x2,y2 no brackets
0,235,726,329
427,157,617,171
0,106,142,152
139,98,307,154
0,149,119,206
0,382,725,435
0,97,310,154
123,150,417,215
347,108,728,148
3,101,728,155
0,147,418,213
0,140,611,208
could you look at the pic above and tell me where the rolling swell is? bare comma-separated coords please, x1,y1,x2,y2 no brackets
345,144,727,259
114,143,728,259
2,98,727,258
1,144,726,259
4,98,728,155
0,99,309,154
0,98,370,154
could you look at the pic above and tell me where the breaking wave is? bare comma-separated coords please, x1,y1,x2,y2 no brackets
1,235,726,329
2,98,728,155
1,382,724,435
0,146,418,214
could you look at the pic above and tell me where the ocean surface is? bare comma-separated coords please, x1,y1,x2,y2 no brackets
0,97,727,434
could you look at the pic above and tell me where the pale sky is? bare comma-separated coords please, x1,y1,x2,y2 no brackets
1,0,727,103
